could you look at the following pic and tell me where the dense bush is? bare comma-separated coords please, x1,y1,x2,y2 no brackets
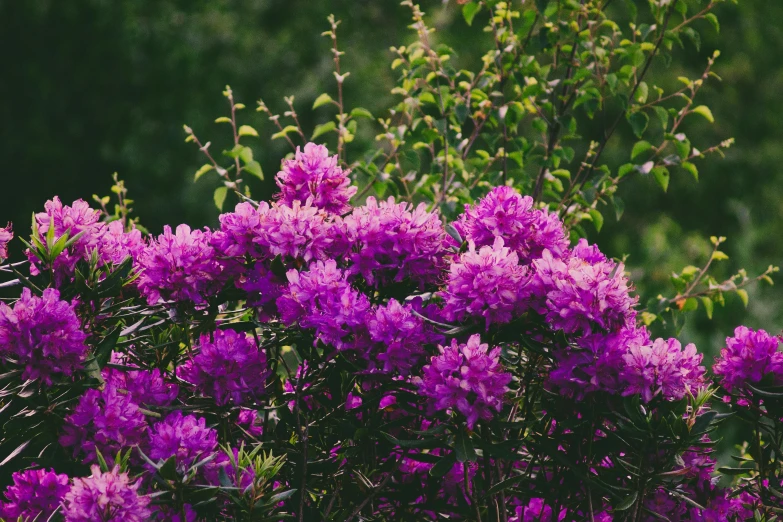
0,1,782,520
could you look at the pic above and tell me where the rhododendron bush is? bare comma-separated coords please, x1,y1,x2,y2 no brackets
1,1,783,521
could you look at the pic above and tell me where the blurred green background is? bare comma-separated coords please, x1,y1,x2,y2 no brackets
1,0,781,354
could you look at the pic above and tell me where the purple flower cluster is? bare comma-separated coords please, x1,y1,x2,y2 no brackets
276,142,356,215
211,201,270,260
0,468,70,521
0,222,12,261
713,326,783,392
533,240,637,335
620,337,706,402
415,335,512,428
135,224,223,305
178,329,267,405
100,220,144,266
367,299,440,375
148,411,220,476
458,186,568,262
277,260,371,350
60,384,147,464
103,352,178,407
62,465,151,522
442,237,530,327
0,288,88,384
344,196,446,286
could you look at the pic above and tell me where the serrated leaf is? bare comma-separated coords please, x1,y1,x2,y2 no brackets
588,209,604,232
213,186,228,211
194,164,214,182
350,107,373,119
238,125,258,137
311,121,336,140
691,105,714,123
631,140,652,160
736,289,749,307
462,2,481,26
312,93,334,109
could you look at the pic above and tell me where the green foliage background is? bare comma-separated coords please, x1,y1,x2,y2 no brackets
1,0,781,354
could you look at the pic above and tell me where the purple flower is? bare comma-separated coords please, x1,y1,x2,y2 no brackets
255,200,347,263
237,408,264,437
344,196,446,287
0,222,12,261
0,288,88,384
62,465,151,522
103,352,178,407
441,237,530,328
236,261,285,316
620,337,706,402
415,334,511,428
60,384,148,464
367,299,439,375
276,142,356,215
28,197,106,282
211,201,270,260
277,260,371,351
178,329,267,406
459,186,568,262
135,224,224,305
148,411,220,477
512,498,567,522
548,325,649,398
713,326,783,392
533,240,637,335
99,220,144,266
0,468,70,521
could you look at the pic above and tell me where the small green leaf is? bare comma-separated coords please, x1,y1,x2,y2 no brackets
627,111,649,138
654,106,669,129
711,250,729,261
651,166,670,192
631,140,652,160
681,161,698,181
736,289,749,307
350,107,374,119
705,13,719,33
271,125,299,140
462,2,482,26
312,93,334,109
244,161,264,180
682,297,699,312
613,196,625,221
213,186,228,211
311,121,337,140
691,105,715,123
238,125,259,137
640,311,657,326
194,164,214,182
214,116,232,124
588,209,604,232
701,297,714,319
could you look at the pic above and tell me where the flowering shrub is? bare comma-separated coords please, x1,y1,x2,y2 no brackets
0,1,781,521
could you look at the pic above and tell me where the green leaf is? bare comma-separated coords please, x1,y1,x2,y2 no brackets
681,297,698,312
271,125,299,140
705,13,720,33
615,491,638,511
214,116,232,124
194,163,214,182
711,250,729,261
312,93,334,109
244,161,264,180
613,196,625,221
701,297,714,319
213,186,228,211
0,440,30,467
350,107,374,119
654,106,669,129
651,166,670,192
311,121,336,140
454,430,477,462
631,140,652,160
588,209,604,232
717,466,753,476
462,2,481,26
627,111,649,138
429,454,456,477
640,311,657,326
159,456,179,481
238,125,259,137
736,289,749,307
691,105,715,123
682,161,698,181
